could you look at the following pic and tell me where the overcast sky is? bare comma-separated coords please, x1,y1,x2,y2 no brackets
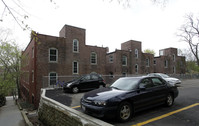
1,0,199,55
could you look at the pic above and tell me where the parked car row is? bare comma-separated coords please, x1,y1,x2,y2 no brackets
62,73,180,122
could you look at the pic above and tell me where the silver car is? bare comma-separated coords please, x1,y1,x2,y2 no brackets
147,73,181,86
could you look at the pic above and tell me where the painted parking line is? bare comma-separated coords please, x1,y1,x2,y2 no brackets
71,105,81,109
132,103,199,126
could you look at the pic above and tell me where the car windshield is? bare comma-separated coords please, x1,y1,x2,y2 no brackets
110,78,139,91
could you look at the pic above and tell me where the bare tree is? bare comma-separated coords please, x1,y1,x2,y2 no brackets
178,14,199,66
108,0,168,7
0,0,56,30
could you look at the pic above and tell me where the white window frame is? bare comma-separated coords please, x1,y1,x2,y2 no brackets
164,60,168,68
135,49,138,58
122,55,127,66
160,50,164,56
109,55,113,63
73,61,79,74
173,54,176,62
173,66,176,74
49,72,57,85
49,48,58,63
73,39,79,53
90,52,97,65
146,58,150,67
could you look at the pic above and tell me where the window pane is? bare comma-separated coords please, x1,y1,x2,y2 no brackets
73,39,78,52
73,62,78,74
135,49,138,58
50,73,57,85
50,49,57,62
91,53,96,64
122,56,127,66
152,78,163,86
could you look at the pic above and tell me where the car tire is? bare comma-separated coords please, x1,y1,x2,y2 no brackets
117,102,132,122
72,87,79,93
165,93,174,107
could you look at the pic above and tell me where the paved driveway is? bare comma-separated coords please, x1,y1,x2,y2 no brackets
0,96,25,126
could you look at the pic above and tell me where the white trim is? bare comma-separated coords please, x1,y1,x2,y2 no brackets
48,72,58,86
72,61,79,74
73,39,79,53
146,58,150,67
135,49,138,58
122,55,127,66
90,52,97,65
49,48,58,63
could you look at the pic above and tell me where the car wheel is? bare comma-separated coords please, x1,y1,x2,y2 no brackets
117,102,132,122
72,87,79,93
166,93,174,107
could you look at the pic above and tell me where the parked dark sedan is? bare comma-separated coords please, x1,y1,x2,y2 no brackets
63,73,106,93
81,76,179,122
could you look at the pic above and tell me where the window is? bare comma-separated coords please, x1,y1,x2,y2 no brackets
173,54,175,62
91,52,97,64
135,49,138,58
73,39,79,52
49,48,58,62
164,60,168,68
91,74,99,80
140,78,153,88
152,78,164,86
109,55,113,63
173,66,176,74
83,75,91,80
122,72,126,77
135,64,138,74
146,58,150,67
49,72,57,85
160,50,164,56
122,55,127,66
73,61,79,74
109,72,114,79
154,60,156,65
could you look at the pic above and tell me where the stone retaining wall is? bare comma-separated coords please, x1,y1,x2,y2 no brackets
38,89,113,126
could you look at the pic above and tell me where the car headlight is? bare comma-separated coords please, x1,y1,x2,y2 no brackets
93,101,106,106
67,83,73,87
168,80,175,84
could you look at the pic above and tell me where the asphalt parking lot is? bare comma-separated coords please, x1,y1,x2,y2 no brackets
46,79,199,126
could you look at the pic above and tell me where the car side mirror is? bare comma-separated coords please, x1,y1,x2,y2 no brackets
139,85,146,91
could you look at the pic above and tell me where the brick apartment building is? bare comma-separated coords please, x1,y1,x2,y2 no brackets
20,25,186,107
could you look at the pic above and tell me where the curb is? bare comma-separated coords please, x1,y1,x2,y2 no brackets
21,110,34,126
17,101,34,126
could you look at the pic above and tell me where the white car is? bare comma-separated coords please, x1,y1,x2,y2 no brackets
147,73,181,86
